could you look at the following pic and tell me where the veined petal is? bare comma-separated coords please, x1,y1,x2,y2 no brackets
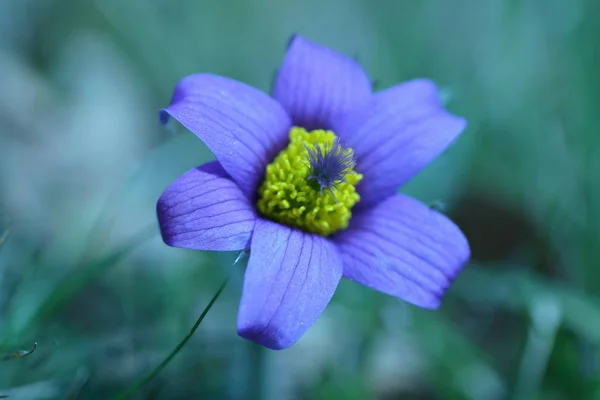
334,79,467,208
335,194,469,308
238,219,342,350
157,161,256,251
273,35,371,131
161,74,291,196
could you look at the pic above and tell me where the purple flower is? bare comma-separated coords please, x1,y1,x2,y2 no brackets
157,35,470,350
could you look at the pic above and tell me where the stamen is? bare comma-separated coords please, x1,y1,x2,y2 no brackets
256,127,362,237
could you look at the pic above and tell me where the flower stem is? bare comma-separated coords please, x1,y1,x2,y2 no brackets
113,279,228,400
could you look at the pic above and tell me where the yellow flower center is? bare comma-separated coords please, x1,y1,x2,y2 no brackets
256,127,363,236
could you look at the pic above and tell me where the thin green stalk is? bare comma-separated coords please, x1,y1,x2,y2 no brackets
113,279,228,400
0,227,10,248
514,295,561,400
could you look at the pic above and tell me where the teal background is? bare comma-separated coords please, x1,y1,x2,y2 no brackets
1,0,600,399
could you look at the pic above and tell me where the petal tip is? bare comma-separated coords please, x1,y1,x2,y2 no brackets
160,235,178,249
156,200,179,248
453,115,468,134
158,109,170,125
412,295,443,309
287,33,299,49
237,323,293,350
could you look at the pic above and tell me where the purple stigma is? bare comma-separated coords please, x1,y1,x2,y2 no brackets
304,138,356,195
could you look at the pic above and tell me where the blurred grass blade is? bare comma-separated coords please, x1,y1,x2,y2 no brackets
32,225,156,324
0,342,36,362
411,310,506,399
113,279,228,400
0,225,157,349
0,227,11,249
514,296,561,400
454,266,600,344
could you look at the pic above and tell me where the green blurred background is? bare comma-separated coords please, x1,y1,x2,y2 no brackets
1,0,600,399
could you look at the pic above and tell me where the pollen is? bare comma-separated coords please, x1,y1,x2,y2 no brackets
256,127,362,236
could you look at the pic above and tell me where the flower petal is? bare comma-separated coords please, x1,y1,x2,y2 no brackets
157,161,256,251
335,194,469,308
237,219,342,350
334,79,467,208
272,35,371,131
161,74,291,196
